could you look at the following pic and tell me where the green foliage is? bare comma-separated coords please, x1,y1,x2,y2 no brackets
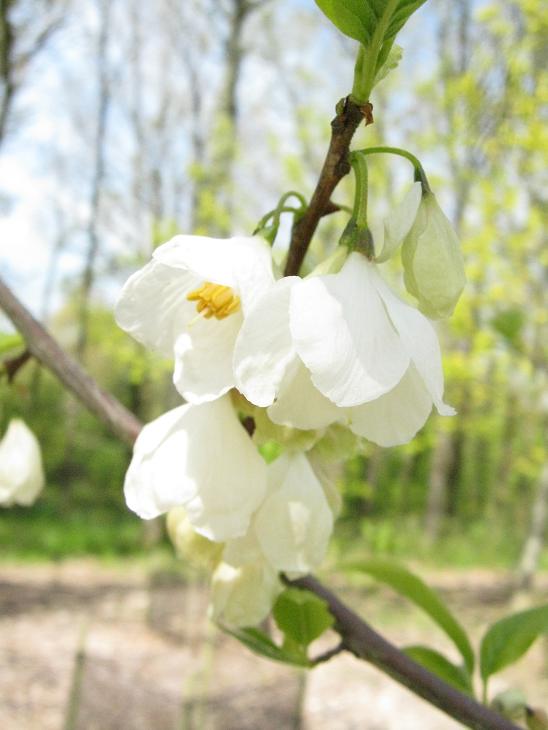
0,332,24,356
273,587,334,662
343,559,474,672
404,645,473,695
225,588,334,667
222,626,310,667
480,605,548,688
315,0,426,47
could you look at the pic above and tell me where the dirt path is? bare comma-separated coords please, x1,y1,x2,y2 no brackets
0,561,546,729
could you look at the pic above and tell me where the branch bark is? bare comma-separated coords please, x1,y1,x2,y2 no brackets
0,276,142,446
290,575,520,730
283,97,366,276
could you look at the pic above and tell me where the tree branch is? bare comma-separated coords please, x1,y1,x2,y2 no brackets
283,97,368,276
290,575,520,730
0,276,142,446
0,275,519,729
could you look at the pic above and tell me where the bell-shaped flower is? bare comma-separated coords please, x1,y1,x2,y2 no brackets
210,451,333,626
254,452,334,575
235,251,454,447
115,235,274,403
372,182,422,263
124,394,267,541
210,557,282,628
166,507,223,568
401,191,466,318
0,419,45,507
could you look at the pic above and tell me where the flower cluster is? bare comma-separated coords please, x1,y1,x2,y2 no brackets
116,183,464,627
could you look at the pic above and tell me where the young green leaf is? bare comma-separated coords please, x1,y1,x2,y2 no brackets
404,645,474,695
0,332,24,356
273,587,334,649
315,1,426,48
343,560,474,673
222,625,310,667
480,605,548,685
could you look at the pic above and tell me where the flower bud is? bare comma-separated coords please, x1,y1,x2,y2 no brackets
401,191,466,318
0,419,44,507
166,507,223,569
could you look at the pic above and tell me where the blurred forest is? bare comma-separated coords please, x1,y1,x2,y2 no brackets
0,0,546,582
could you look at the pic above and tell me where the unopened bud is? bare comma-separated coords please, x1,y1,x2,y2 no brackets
401,191,466,318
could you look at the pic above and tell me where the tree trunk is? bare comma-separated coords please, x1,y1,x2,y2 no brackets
76,0,111,359
516,462,548,591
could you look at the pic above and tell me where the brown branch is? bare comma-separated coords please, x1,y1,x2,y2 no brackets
3,348,32,382
283,97,367,276
0,274,522,728
0,276,142,446
289,575,520,730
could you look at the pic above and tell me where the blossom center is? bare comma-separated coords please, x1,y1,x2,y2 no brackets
186,282,241,320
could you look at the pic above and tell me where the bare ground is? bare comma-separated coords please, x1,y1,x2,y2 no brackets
0,561,547,729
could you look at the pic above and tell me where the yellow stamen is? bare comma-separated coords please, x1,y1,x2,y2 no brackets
186,282,241,321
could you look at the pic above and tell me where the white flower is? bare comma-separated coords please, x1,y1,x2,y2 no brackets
401,191,466,318
124,394,267,541
210,451,333,626
0,419,45,507
115,235,274,403
235,252,454,447
210,559,282,628
254,452,334,574
166,507,223,568
372,182,422,263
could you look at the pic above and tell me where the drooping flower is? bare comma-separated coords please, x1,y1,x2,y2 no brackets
124,394,267,541
0,419,45,507
166,507,223,568
165,452,333,627
210,557,282,628
401,190,466,318
115,235,274,403
235,251,454,447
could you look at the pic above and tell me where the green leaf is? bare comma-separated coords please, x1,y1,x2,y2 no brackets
315,0,426,49
222,625,310,667
404,645,474,695
373,43,403,85
273,588,334,649
0,332,24,356
343,560,474,673
480,605,548,684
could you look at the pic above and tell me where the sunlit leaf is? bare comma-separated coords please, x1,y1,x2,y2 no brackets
273,587,334,650
343,559,474,673
315,1,426,50
404,645,474,695
480,605,548,684
222,625,310,667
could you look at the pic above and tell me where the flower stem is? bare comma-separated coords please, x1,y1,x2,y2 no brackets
356,145,431,192
349,151,369,229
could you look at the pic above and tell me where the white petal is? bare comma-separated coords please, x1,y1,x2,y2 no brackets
347,365,433,447
210,559,282,627
0,419,44,507
371,267,455,415
290,253,409,407
254,453,334,574
173,310,243,403
153,235,274,308
267,360,342,430
375,182,422,263
124,396,267,541
233,277,299,407
115,259,200,356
